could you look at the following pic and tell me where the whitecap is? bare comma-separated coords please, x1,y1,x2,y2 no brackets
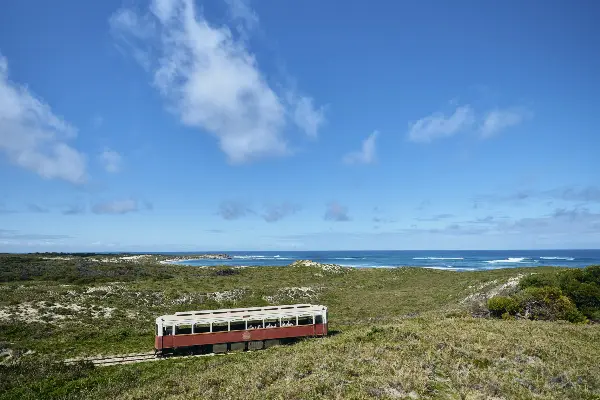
484,257,528,264
540,256,575,261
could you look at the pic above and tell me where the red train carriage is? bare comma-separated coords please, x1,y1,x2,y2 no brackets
155,304,328,355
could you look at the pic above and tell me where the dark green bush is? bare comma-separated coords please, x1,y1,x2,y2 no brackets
514,286,587,323
519,273,558,289
501,266,600,322
487,296,518,317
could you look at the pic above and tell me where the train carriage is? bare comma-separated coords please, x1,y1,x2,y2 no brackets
155,304,328,355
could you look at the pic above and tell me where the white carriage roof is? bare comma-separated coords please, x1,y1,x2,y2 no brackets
157,304,327,325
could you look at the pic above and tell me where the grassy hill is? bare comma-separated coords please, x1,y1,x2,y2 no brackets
1,254,599,399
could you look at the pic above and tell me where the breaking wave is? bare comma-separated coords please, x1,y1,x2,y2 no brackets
485,257,529,264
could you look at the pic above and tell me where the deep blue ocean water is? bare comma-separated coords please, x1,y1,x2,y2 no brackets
167,250,600,271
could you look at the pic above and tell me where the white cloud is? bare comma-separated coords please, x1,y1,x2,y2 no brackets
407,106,475,143
292,95,325,138
110,0,324,164
480,108,528,137
92,199,139,214
225,0,259,40
343,131,378,165
100,148,122,173
0,56,87,183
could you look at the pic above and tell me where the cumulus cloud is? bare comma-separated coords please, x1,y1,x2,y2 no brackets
218,200,252,220
480,108,529,137
0,56,87,183
343,131,378,165
407,106,474,143
100,148,122,173
261,202,300,222
92,199,139,214
110,0,324,164
324,202,350,222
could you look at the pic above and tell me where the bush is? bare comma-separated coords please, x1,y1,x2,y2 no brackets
213,268,240,276
488,286,587,323
487,296,518,317
557,268,600,320
492,266,600,323
514,286,587,323
519,273,558,290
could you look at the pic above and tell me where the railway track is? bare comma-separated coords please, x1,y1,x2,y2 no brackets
64,351,228,367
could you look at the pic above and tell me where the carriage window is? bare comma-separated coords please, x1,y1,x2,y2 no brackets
194,323,211,333
163,326,173,336
212,322,229,332
230,321,246,331
175,324,192,335
315,315,323,324
281,318,295,327
246,320,263,329
298,316,312,325
264,318,279,328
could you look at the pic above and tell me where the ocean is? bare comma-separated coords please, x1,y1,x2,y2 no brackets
168,249,600,271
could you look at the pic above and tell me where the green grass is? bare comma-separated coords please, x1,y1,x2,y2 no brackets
0,254,599,399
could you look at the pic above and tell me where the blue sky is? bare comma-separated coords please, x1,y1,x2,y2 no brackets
0,0,599,251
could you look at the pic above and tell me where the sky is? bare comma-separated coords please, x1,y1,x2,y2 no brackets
0,0,599,252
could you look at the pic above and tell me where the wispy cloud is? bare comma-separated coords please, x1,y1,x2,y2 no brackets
27,204,49,213
408,103,530,143
407,106,475,143
343,131,378,165
62,205,85,215
480,107,530,137
372,216,395,224
261,202,300,222
0,55,87,183
324,201,350,222
0,202,17,214
291,95,326,138
415,213,454,222
224,0,259,40
218,200,253,220
99,148,122,173
478,185,600,204
109,0,324,163
0,229,71,240
92,199,139,215
552,186,600,203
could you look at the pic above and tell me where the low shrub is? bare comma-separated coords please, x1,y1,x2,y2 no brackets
514,286,587,323
213,268,240,276
489,266,600,323
487,296,518,317
517,266,600,321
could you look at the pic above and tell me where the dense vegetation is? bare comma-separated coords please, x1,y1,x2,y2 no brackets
1,254,599,399
487,266,600,323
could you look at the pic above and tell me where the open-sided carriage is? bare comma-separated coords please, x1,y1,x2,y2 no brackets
155,304,328,355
